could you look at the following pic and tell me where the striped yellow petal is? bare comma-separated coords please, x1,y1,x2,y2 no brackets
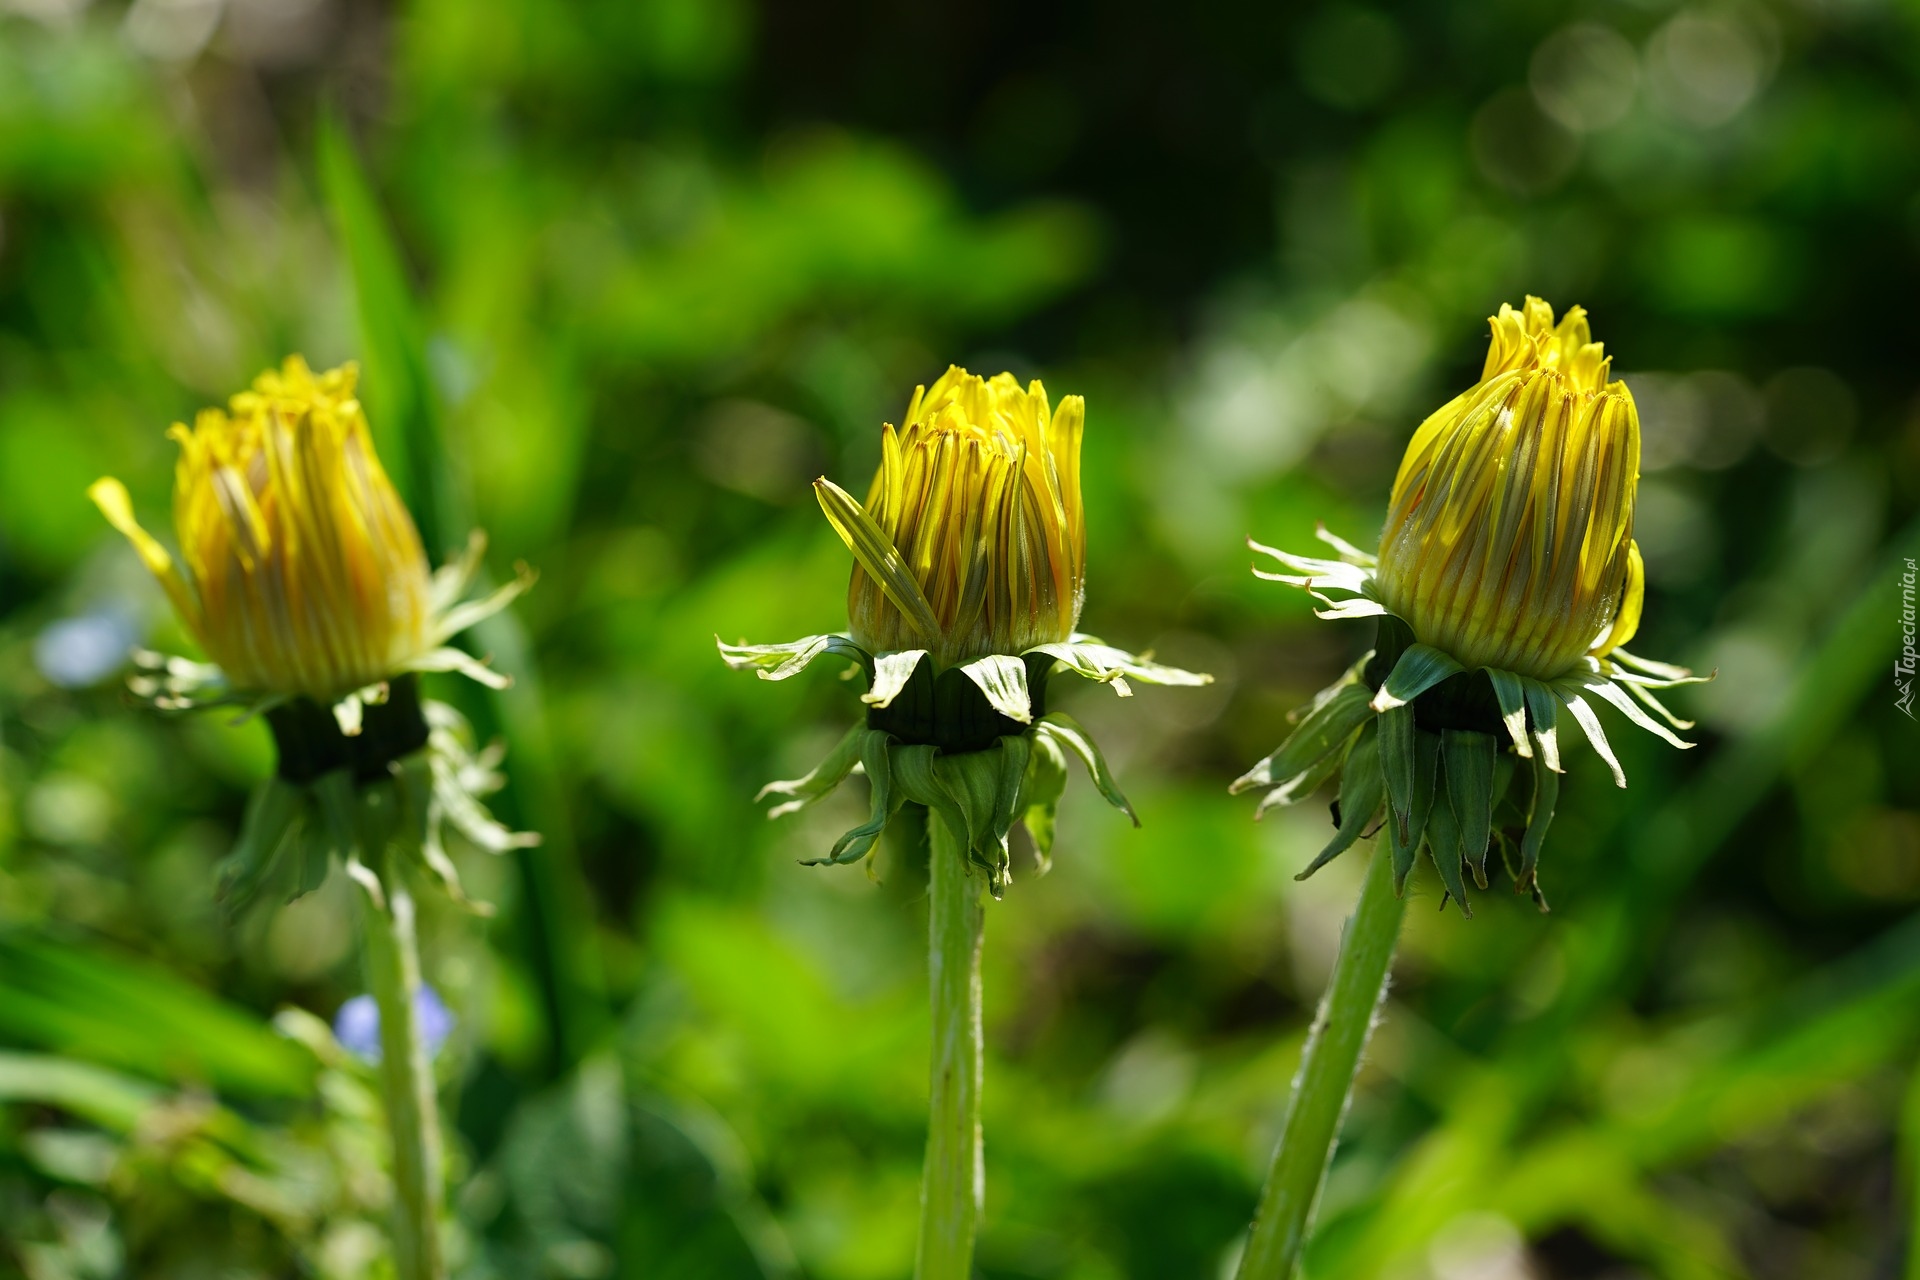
833,366,1086,668
93,357,437,702
1375,297,1642,682
87,477,201,632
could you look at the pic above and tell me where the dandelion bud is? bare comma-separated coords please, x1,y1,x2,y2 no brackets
1375,298,1643,682
724,366,1207,1280
817,366,1085,669
92,353,540,1280
90,357,536,909
721,365,1206,896
1242,297,1706,913
90,358,434,703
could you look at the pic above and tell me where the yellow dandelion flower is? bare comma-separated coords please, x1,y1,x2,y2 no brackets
818,366,1086,668
92,354,536,1280
1238,299,1708,913
720,366,1213,1278
90,357,528,730
720,365,1207,895
90,356,538,910
1375,298,1642,680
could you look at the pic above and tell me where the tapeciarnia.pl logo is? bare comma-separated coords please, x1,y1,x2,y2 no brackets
1900,556,1918,720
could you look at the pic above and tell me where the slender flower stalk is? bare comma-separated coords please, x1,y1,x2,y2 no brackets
721,366,1209,1275
1232,300,1708,1278
918,813,985,1278
1236,820,1404,1278
90,358,536,1280
361,861,444,1280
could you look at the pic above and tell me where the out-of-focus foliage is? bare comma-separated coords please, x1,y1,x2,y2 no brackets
1,1,1917,1277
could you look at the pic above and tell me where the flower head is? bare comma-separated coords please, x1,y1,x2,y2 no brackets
91,357,529,731
1375,299,1642,680
89,357,537,912
1238,298,1707,913
721,366,1207,897
90,359,432,703
819,366,1086,669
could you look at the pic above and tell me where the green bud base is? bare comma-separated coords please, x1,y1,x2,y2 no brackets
1365,616,1506,738
266,674,431,784
866,653,1051,752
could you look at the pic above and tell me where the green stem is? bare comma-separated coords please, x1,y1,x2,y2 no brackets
361,872,447,1280
1236,847,1406,1280
916,810,985,1280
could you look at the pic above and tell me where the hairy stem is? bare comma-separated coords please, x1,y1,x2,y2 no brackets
361,873,446,1280
915,812,985,1280
1237,847,1406,1280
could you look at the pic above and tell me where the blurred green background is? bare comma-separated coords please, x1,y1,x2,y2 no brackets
3,0,1919,1276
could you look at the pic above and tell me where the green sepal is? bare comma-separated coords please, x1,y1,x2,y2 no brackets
423,700,540,859
1422,771,1474,918
815,730,900,866
864,650,927,709
1253,741,1350,817
1495,828,1520,884
992,736,1031,861
1492,750,1515,806
215,698,531,917
1621,678,1696,732
400,752,486,915
890,745,980,896
930,749,1004,889
1231,678,1373,797
1380,702,1415,842
1563,668,1695,749
352,770,405,867
1521,678,1562,773
1310,653,1376,715
1492,829,1546,911
1520,746,1559,896
1016,729,1070,873
124,648,237,712
1371,643,1466,712
889,744,952,818
1555,686,1628,788
1387,727,1439,897
1296,719,1383,881
1485,668,1534,758
956,653,1033,724
1028,636,1213,696
863,654,1033,752
929,737,1031,898
1441,728,1498,890
1608,647,1704,685
1365,615,1415,684
216,777,304,911
1037,712,1137,825
716,633,873,683
758,722,866,818
307,771,357,899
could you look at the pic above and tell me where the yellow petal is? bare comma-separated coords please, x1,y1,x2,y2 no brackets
88,477,200,629
1593,540,1644,657
1376,298,1643,681
825,367,1088,667
814,476,942,643
108,358,442,701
